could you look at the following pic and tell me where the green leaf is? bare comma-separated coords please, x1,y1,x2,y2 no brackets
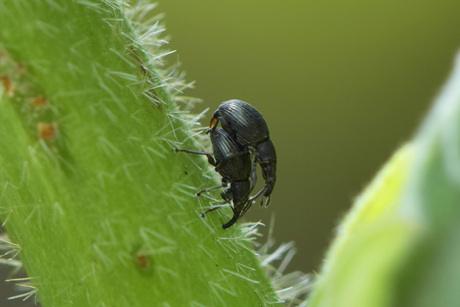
308,144,418,307
309,53,460,307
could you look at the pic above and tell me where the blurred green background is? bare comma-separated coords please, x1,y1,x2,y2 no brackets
158,0,460,274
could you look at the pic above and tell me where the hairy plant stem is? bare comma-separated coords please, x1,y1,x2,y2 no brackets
0,1,280,306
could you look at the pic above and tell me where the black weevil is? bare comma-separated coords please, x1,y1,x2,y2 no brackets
210,99,277,207
175,128,253,229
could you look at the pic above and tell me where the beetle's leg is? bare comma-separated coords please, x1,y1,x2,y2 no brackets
201,184,232,217
250,157,258,192
201,204,224,217
173,148,216,166
263,196,271,208
200,199,230,218
248,186,266,203
258,195,270,208
252,187,271,208
196,181,228,197
249,186,270,207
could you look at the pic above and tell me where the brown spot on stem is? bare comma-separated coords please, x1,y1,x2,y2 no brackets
31,95,47,109
16,63,26,76
38,122,57,141
135,253,150,269
1,75,15,97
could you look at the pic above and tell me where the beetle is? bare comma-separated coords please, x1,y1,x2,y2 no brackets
174,128,253,229
210,99,277,207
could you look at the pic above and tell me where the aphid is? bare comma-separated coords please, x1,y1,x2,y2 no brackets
210,99,277,207
175,128,253,229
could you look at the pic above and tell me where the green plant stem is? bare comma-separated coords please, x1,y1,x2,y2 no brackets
0,1,278,306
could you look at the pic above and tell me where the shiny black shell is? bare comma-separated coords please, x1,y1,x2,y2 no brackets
213,99,270,147
210,128,252,182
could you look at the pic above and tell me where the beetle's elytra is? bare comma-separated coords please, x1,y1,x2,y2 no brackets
174,99,277,228
211,99,277,207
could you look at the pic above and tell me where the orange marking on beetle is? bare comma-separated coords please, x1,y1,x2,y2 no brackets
1,75,15,97
38,122,57,141
210,117,217,129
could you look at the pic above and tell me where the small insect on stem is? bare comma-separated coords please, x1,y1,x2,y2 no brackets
175,99,277,228
210,99,277,207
